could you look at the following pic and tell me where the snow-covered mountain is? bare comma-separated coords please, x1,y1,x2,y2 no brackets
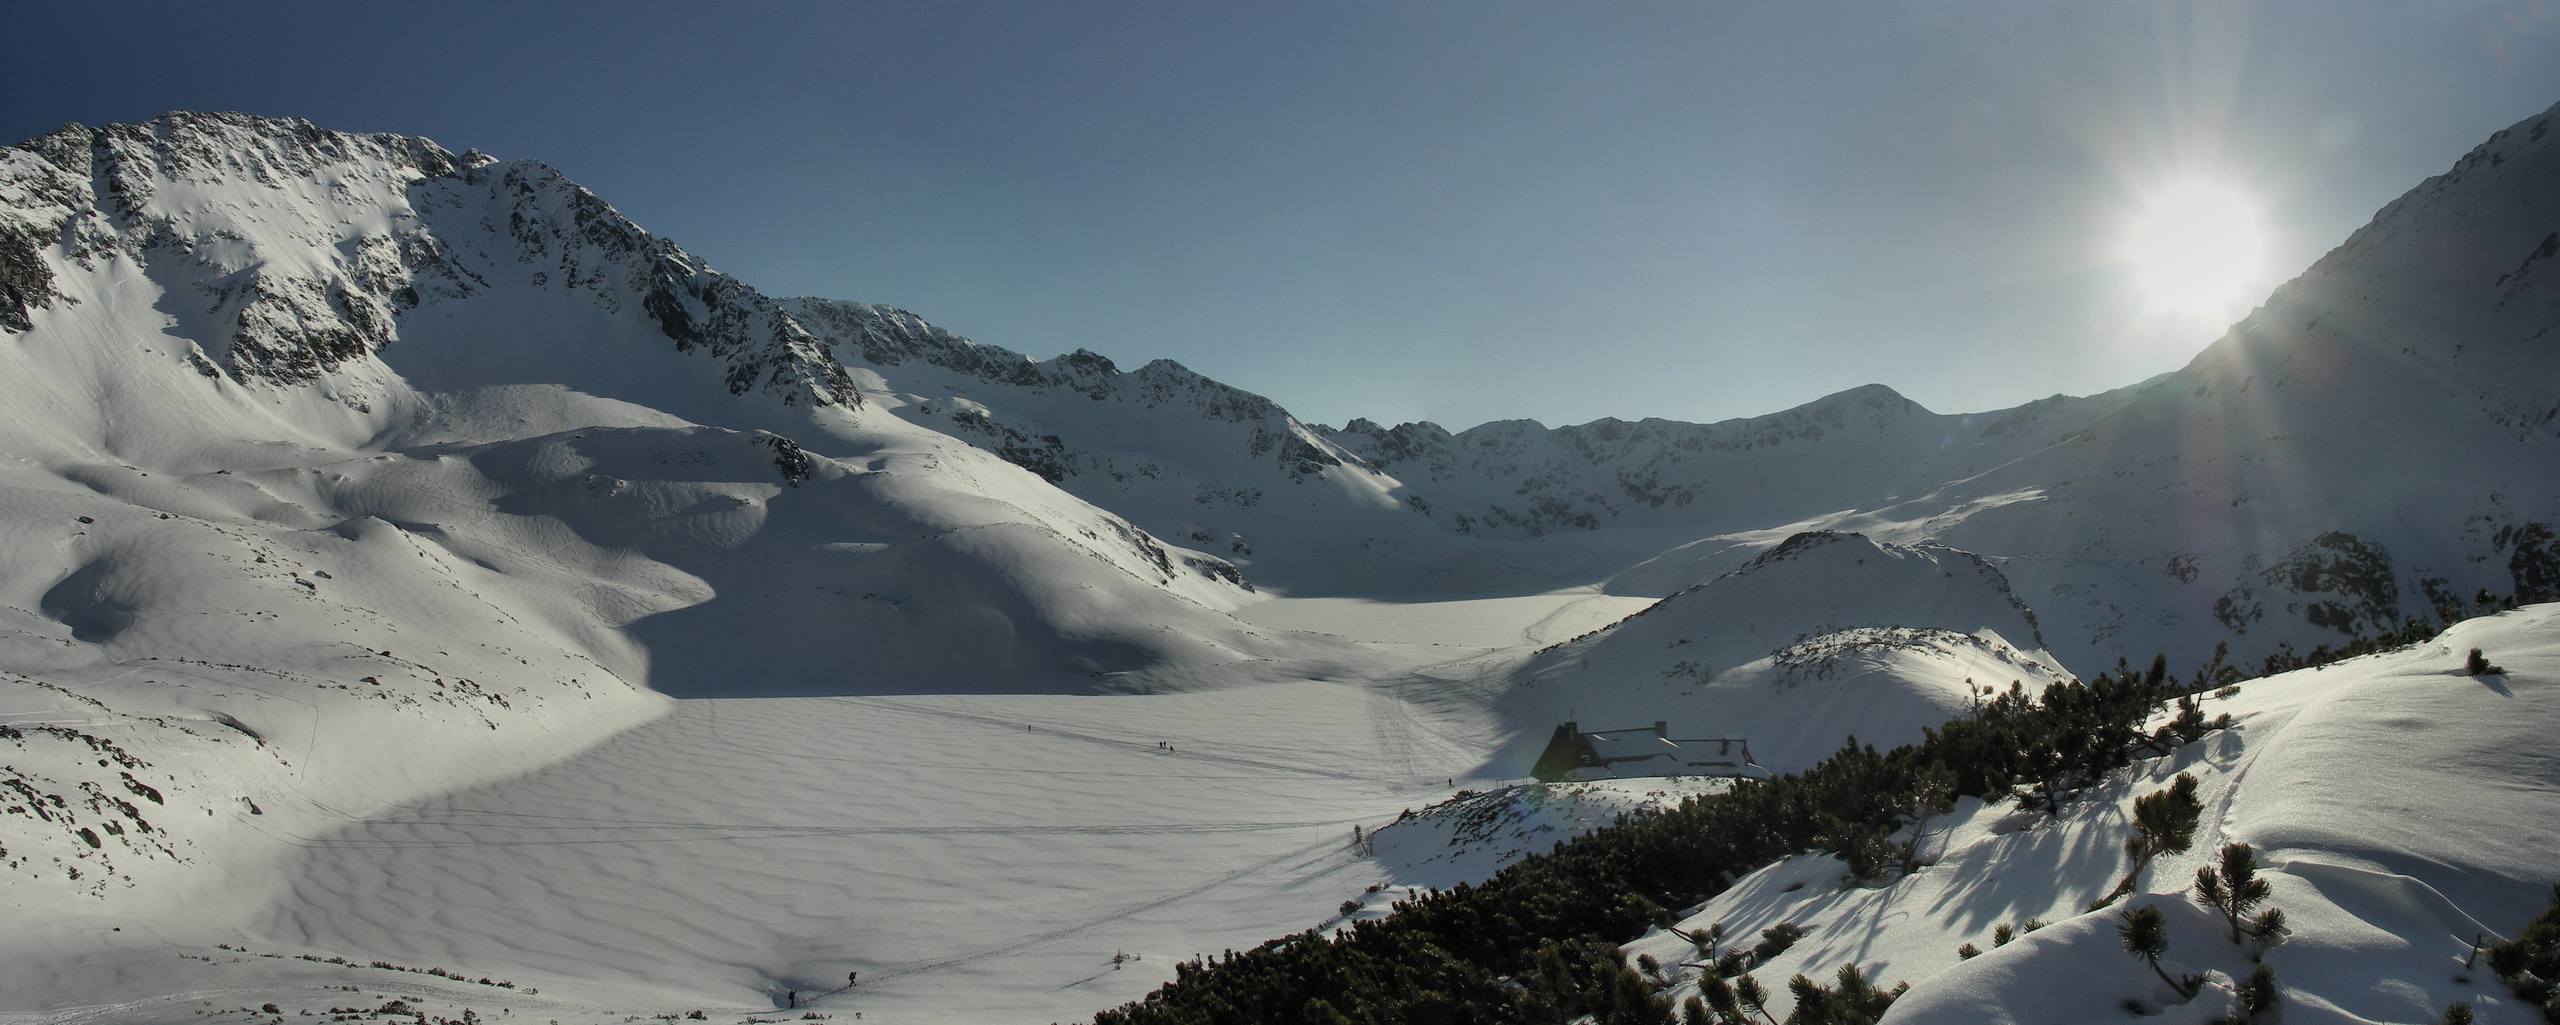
0,112,1317,925
1,101,2555,1025
768,102,2560,673
0,111,1275,696
781,296,1449,595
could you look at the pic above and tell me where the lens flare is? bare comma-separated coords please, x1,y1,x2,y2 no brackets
2122,180,2268,321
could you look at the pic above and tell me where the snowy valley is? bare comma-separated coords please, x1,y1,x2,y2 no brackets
0,99,2554,1025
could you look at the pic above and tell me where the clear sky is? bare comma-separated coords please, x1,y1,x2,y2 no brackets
6,1,2557,430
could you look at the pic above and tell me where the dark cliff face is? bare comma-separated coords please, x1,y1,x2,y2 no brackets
0,221,53,332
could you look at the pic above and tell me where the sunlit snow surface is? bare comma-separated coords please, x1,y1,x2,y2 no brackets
256,684,1473,1022
1629,607,2560,1025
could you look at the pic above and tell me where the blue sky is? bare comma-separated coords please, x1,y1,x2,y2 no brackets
7,1,2557,429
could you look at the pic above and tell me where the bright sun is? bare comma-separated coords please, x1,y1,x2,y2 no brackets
2121,180,2268,321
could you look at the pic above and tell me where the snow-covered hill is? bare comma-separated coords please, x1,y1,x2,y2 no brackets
1626,604,2560,1025
1488,531,2068,774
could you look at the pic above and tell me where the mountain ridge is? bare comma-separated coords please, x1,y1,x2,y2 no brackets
5,100,2556,698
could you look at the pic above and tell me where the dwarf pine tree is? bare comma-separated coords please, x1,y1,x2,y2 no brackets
1753,923,1805,963
2106,773,2204,904
2247,906,2290,960
1301,998,1355,1025
1734,974,1779,1025
2152,693,2232,751
2118,905,2202,998
1781,964,1906,1025
2229,964,2279,1023
1671,921,1727,962
1897,764,1958,875
1700,976,1741,1024
2195,843,2275,944
2485,883,2559,1012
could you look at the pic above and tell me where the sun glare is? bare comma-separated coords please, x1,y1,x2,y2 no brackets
2121,180,2268,321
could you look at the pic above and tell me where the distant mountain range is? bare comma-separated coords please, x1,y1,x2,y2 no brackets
5,105,2555,690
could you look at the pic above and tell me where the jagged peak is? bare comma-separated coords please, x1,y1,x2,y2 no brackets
14,110,463,184
0,111,860,406
1329,417,1449,438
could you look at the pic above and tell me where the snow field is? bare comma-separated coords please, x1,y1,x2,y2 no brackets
16,681,1496,1025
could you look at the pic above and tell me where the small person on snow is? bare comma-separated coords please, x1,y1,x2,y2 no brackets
847,970,859,988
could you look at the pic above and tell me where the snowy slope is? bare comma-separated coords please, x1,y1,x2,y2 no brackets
1486,532,2068,775
781,296,1642,597
0,112,1314,929
1903,103,2560,672
1625,604,2560,1025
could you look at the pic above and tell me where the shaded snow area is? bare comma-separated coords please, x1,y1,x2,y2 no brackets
1625,607,2560,1025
